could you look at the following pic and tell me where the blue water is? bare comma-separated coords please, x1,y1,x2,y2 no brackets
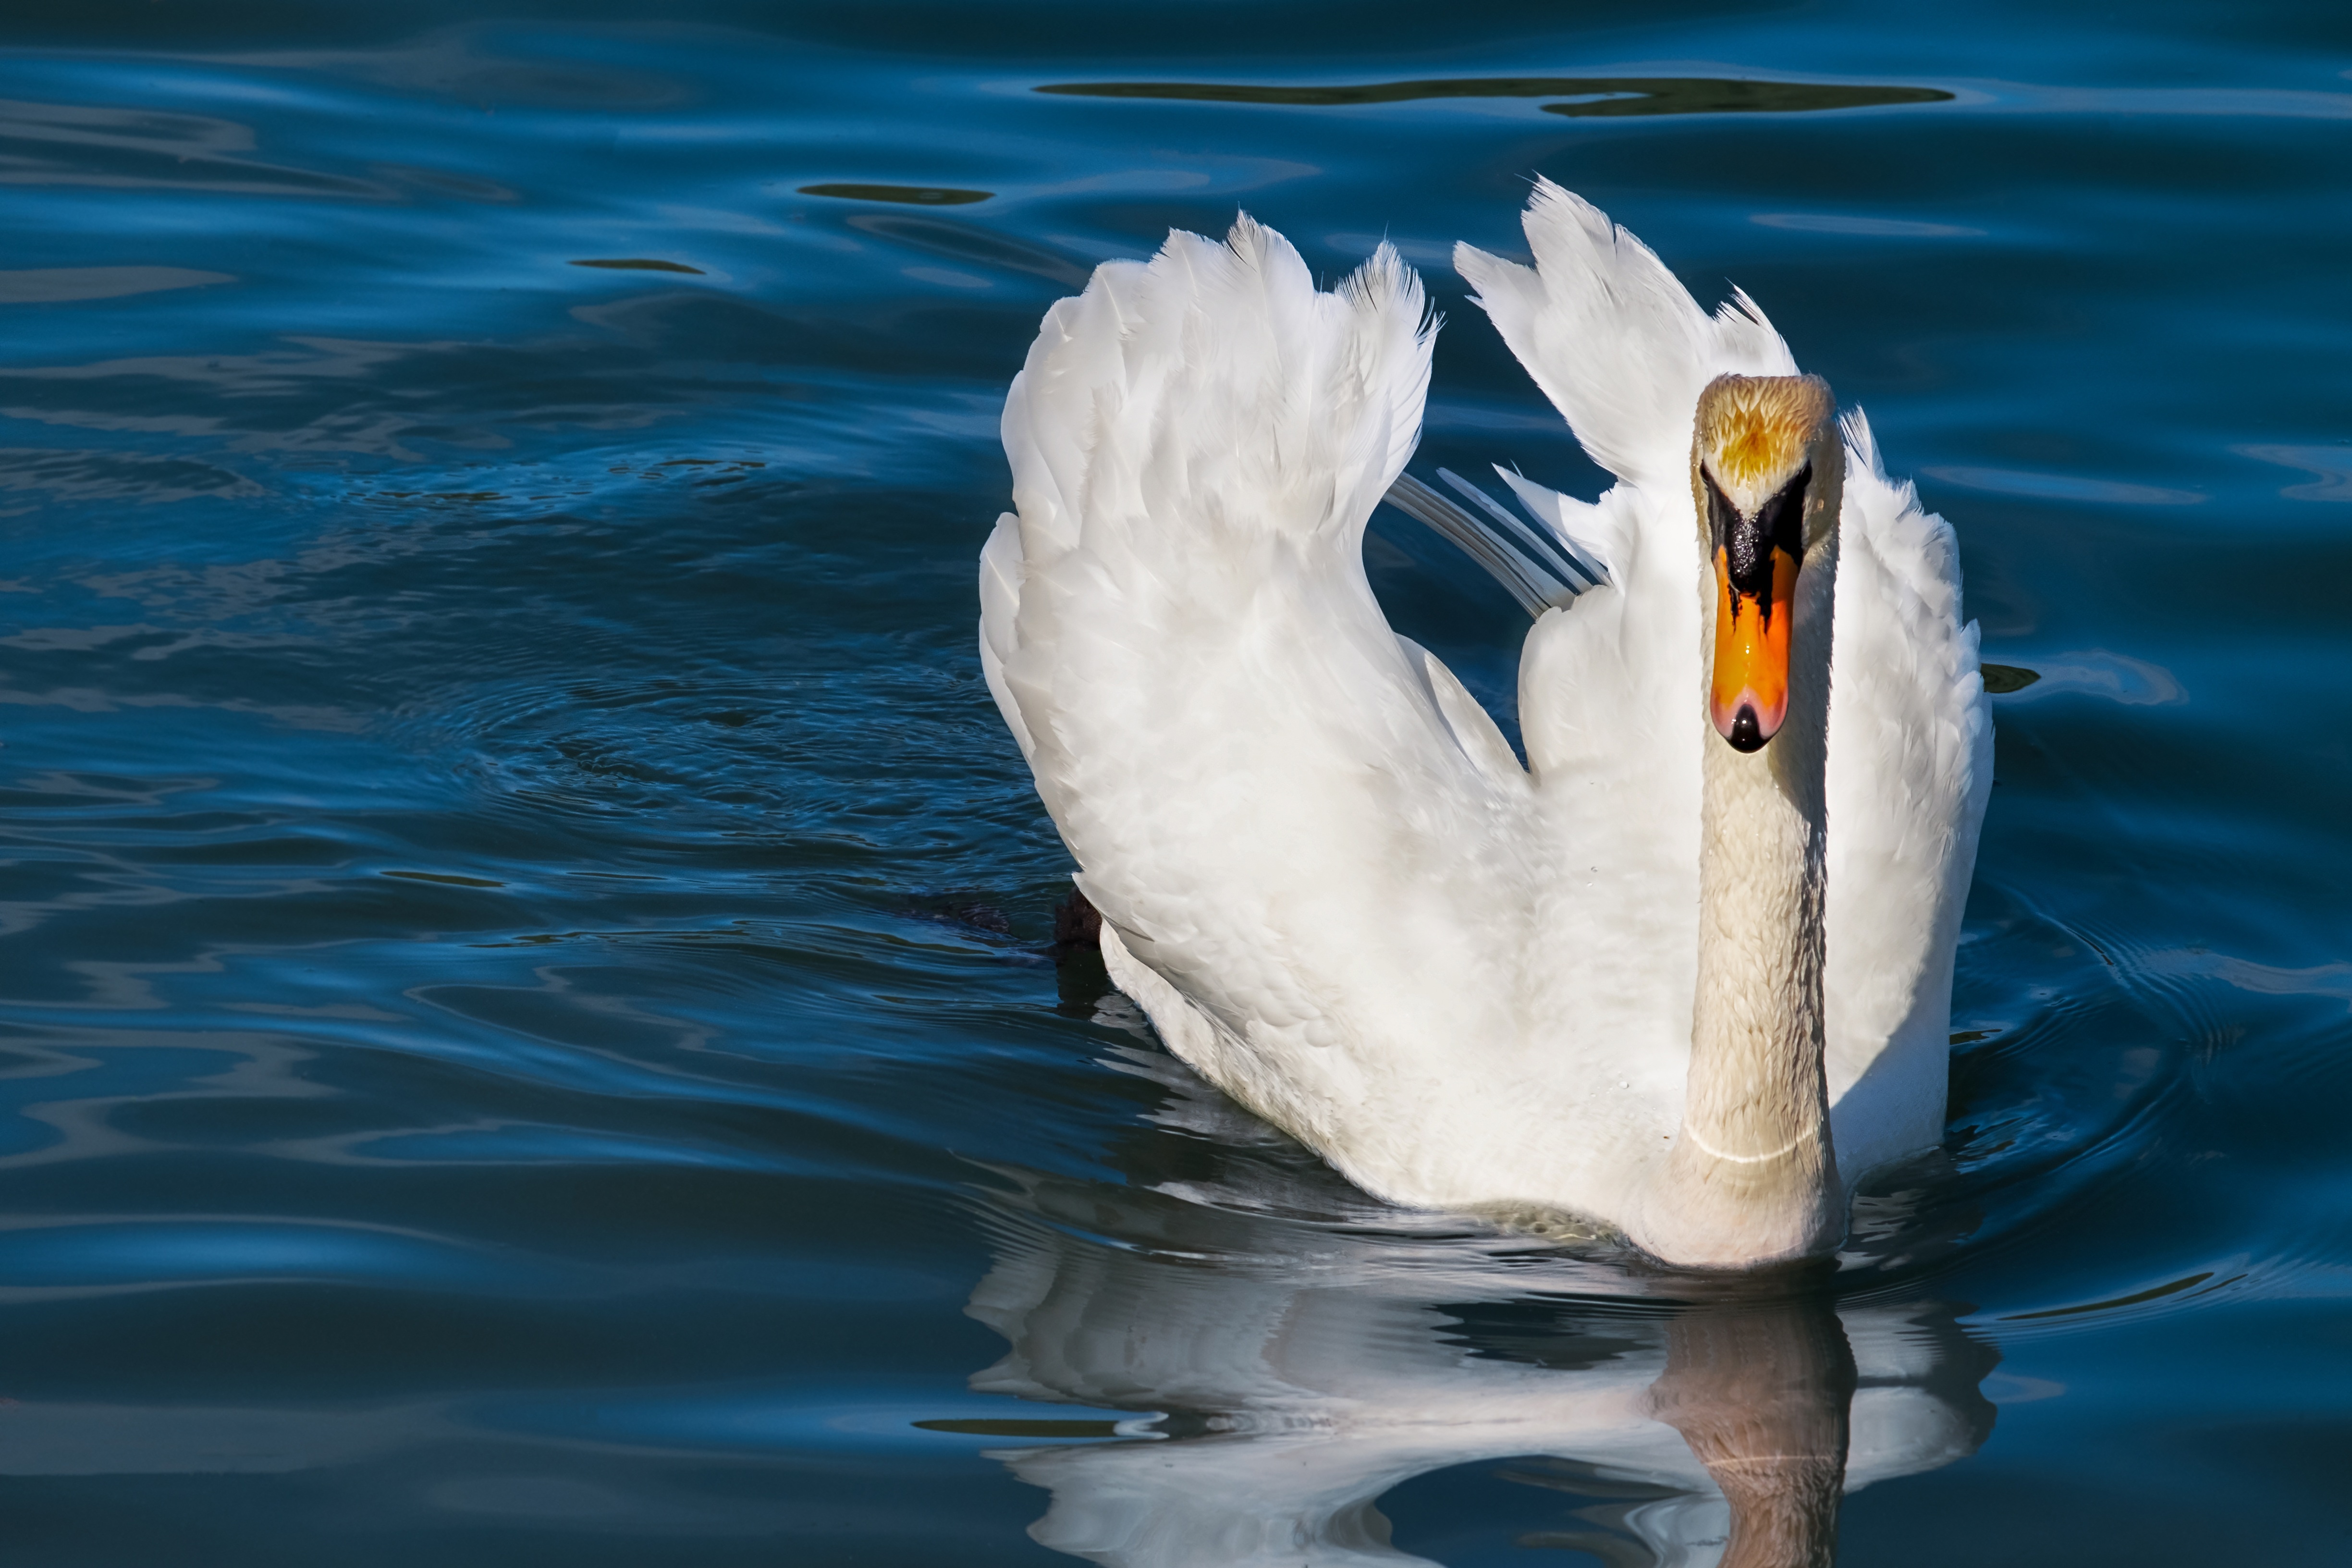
3,3,2349,1562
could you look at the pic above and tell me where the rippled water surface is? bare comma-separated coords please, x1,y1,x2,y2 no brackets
4,2,2350,1562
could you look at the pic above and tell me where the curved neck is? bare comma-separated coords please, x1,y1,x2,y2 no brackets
1634,531,1842,1268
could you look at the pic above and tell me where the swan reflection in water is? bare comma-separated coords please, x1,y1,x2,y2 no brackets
953,1035,1995,1568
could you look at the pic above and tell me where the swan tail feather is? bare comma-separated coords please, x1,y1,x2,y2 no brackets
1436,466,1600,592
1382,471,1571,614
1494,467,1622,588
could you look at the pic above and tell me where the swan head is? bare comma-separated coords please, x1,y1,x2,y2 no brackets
1691,374,1841,752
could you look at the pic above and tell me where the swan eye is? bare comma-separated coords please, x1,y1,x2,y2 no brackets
1756,464,1811,560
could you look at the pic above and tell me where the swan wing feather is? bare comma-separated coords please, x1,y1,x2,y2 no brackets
1455,179,1795,490
979,191,1992,1229
1456,186,1988,1188
1820,411,1994,1179
982,218,1545,1196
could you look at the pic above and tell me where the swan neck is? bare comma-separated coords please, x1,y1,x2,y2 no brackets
1638,522,1842,1268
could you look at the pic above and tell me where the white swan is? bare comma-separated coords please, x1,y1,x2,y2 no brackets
978,181,1991,1268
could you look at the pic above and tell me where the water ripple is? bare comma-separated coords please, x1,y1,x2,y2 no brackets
0,7,2347,1563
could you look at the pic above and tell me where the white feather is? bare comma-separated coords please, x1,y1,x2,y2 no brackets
1820,409,1994,1174
1455,179,1795,489
979,193,1991,1234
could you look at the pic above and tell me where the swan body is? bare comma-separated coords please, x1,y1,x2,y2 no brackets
980,182,1991,1267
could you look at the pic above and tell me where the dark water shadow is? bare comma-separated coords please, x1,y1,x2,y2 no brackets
800,182,993,205
0,96,395,199
843,213,1091,287
1037,76,1954,118
570,257,706,274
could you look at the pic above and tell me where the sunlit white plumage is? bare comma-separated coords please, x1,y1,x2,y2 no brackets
980,182,1990,1266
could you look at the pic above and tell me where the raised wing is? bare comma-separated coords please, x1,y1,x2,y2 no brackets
981,218,1540,1184
1455,179,1796,492
1819,413,1994,1178
1454,183,1991,1186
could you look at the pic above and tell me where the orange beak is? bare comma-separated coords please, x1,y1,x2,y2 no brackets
1710,545,1798,751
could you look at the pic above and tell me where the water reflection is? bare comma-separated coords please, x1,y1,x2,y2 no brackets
0,95,392,198
0,266,236,303
841,212,1091,286
956,1046,1995,1568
